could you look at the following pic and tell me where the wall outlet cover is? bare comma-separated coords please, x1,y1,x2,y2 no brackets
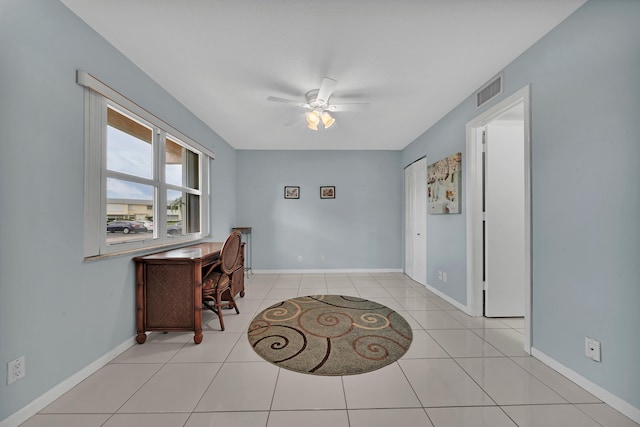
585,337,601,362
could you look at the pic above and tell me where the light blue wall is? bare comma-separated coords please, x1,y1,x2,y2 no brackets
403,0,640,411
401,106,471,305
236,150,402,270
0,0,236,421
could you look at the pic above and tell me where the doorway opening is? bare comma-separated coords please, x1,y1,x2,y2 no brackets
465,85,532,353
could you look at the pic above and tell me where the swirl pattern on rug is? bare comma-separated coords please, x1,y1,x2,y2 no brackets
247,295,413,376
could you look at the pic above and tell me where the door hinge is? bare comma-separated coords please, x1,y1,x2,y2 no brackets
482,130,487,152
483,281,487,291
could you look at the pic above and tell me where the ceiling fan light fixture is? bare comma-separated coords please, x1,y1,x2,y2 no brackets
321,112,335,129
306,110,320,126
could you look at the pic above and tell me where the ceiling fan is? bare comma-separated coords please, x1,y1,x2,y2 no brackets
267,77,370,130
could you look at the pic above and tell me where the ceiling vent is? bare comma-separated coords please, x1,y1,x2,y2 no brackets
476,74,503,108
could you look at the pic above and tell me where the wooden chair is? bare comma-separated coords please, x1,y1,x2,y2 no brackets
202,231,241,331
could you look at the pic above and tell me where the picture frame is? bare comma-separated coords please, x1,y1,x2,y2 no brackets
284,186,300,199
320,186,335,199
427,152,462,214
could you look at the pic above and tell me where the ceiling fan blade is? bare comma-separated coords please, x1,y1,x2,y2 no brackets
316,77,337,104
267,96,308,108
327,102,371,112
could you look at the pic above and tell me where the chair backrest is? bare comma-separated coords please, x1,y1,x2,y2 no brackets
219,230,242,274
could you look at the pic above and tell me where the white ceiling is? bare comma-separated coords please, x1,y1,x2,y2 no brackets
60,0,586,151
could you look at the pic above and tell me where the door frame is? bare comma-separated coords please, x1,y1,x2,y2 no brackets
465,85,532,353
404,156,427,285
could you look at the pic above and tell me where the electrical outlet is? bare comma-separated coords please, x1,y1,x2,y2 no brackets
585,337,601,362
442,272,447,282
297,255,303,262
7,356,25,385
438,270,443,280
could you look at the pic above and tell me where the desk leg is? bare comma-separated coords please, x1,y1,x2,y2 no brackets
135,263,147,344
194,265,203,345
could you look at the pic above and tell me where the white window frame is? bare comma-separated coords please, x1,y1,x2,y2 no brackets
78,70,213,258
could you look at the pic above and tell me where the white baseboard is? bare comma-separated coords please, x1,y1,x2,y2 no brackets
531,347,640,424
251,268,403,274
0,336,137,427
423,282,471,314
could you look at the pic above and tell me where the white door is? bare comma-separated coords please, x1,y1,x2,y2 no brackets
484,122,525,317
404,158,427,285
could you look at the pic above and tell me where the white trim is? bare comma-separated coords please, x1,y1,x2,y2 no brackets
76,70,215,159
424,282,471,314
251,268,404,275
0,337,137,427
532,348,640,424
465,85,532,353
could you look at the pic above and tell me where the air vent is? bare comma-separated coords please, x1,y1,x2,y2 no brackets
476,74,503,108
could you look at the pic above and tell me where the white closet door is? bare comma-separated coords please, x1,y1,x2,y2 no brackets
484,124,525,317
405,158,427,285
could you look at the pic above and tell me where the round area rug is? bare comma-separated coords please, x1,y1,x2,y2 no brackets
247,295,412,376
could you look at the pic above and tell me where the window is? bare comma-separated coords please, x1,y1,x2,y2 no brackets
79,71,213,258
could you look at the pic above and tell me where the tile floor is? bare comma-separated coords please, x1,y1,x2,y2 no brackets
21,273,639,427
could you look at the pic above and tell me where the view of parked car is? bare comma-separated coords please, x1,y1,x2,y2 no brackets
167,222,182,235
107,221,146,234
139,221,154,231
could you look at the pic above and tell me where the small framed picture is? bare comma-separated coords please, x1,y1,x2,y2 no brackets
320,186,335,199
284,186,300,199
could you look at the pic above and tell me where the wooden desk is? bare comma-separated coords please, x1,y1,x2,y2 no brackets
134,241,245,344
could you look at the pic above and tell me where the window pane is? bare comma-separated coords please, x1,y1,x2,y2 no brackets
185,193,200,234
166,136,199,189
106,178,154,244
167,189,184,236
166,190,200,236
107,107,153,179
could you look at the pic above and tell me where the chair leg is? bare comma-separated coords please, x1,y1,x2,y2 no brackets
228,294,240,314
216,303,225,331
215,289,228,331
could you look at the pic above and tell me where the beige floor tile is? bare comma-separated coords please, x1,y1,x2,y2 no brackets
102,413,190,427
266,410,349,427
427,329,503,358
502,404,601,427
185,411,269,427
395,296,441,310
271,369,346,410
349,408,433,427
510,357,601,403
343,363,421,409
169,332,241,363
409,310,466,330
399,358,494,407
497,317,525,328
456,357,567,405
195,362,279,411
118,363,221,413
471,328,528,356
575,403,640,427
111,341,185,364
426,406,516,427
227,333,264,362
41,364,162,413
401,329,450,359
19,414,111,427
356,287,393,298
447,312,512,329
